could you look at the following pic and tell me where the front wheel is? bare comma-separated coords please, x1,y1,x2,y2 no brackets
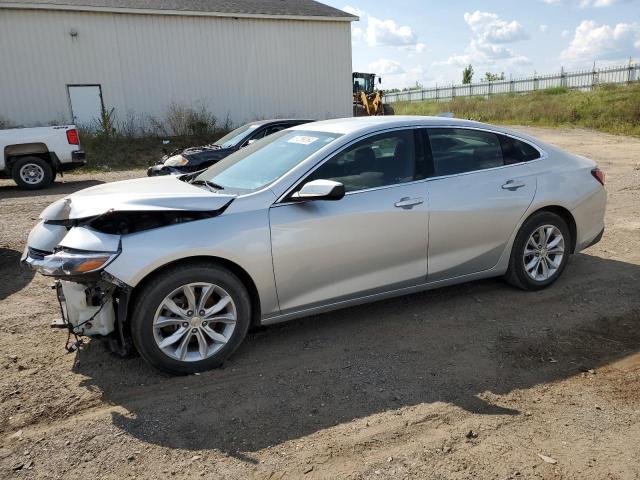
130,263,251,374
505,211,571,291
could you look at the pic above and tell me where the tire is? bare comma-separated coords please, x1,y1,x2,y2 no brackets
505,211,571,291
11,156,54,190
382,104,395,116
353,105,367,117
130,262,251,375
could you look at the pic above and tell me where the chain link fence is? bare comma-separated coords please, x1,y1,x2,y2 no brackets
385,62,640,104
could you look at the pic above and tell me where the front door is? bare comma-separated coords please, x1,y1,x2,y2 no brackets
269,129,430,314
68,85,103,127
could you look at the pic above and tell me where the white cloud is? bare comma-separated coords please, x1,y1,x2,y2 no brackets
540,24,549,33
438,11,531,68
580,0,627,6
368,58,405,75
342,5,364,17
343,5,424,50
366,16,417,46
464,11,529,44
560,20,640,61
543,0,632,6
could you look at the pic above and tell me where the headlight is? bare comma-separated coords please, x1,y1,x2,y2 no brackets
31,249,119,276
164,155,188,167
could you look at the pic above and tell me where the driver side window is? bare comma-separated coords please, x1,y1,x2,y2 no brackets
307,130,417,193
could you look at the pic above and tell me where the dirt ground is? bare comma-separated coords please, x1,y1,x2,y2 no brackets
0,126,639,479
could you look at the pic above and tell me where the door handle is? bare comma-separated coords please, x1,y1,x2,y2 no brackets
394,197,424,209
502,180,526,191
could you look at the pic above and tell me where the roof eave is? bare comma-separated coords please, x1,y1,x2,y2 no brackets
0,2,358,21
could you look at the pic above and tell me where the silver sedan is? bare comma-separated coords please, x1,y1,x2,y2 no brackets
23,116,606,374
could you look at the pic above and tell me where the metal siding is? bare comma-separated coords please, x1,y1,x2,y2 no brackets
0,9,352,127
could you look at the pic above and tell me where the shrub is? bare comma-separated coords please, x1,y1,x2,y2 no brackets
165,102,217,137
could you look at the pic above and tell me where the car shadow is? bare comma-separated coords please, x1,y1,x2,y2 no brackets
0,179,104,199
0,248,34,301
73,253,640,457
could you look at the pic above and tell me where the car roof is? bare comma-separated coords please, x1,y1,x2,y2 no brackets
290,116,497,135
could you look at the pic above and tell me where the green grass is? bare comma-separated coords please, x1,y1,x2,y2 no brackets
392,83,640,137
78,131,227,171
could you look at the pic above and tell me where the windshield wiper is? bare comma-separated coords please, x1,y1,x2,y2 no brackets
190,179,225,191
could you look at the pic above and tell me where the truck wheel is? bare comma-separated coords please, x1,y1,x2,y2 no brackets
11,156,54,190
130,262,251,375
383,104,395,116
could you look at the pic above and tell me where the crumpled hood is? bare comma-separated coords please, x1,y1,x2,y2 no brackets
41,175,235,220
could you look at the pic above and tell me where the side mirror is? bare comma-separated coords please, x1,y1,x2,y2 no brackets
378,77,382,84
292,179,345,201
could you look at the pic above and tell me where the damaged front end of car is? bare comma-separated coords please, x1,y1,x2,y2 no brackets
23,221,132,354
22,187,234,355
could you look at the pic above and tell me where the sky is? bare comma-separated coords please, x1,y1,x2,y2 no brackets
322,0,640,89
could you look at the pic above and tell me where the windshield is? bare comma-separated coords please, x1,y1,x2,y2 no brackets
214,123,260,148
195,130,341,192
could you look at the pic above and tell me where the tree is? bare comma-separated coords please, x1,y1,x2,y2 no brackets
484,71,505,82
462,64,474,84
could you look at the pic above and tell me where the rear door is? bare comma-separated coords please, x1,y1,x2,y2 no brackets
425,128,538,282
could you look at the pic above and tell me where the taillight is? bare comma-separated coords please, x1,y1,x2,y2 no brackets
591,167,605,186
66,129,79,145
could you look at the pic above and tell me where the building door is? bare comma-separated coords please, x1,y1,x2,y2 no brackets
68,85,103,127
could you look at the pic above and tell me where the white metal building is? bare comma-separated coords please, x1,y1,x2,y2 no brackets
0,0,356,130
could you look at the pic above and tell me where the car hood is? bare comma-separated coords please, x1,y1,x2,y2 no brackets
40,175,235,221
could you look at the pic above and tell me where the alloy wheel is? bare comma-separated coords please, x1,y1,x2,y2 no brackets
153,283,237,362
523,225,565,282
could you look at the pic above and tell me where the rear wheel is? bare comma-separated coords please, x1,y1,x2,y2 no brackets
11,156,53,190
505,211,571,290
130,263,251,375
382,104,395,116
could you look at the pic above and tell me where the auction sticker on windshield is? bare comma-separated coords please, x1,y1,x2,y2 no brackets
288,135,318,146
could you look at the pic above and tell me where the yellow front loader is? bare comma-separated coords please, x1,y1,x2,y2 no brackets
352,72,394,117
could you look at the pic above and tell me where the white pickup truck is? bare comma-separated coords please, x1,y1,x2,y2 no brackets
0,125,86,189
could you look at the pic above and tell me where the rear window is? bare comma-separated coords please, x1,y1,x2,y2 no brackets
499,135,541,164
428,128,503,176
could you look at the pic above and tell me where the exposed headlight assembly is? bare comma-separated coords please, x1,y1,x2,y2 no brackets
163,154,189,167
26,248,119,277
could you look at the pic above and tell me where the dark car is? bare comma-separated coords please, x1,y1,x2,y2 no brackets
147,119,314,176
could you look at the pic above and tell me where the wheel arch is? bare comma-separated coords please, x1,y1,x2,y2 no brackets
5,144,53,173
523,205,577,253
128,256,262,327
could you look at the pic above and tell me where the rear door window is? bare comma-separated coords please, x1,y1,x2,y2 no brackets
499,135,541,165
428,128,503,176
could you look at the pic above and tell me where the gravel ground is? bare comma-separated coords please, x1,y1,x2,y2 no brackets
0,126,638,479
